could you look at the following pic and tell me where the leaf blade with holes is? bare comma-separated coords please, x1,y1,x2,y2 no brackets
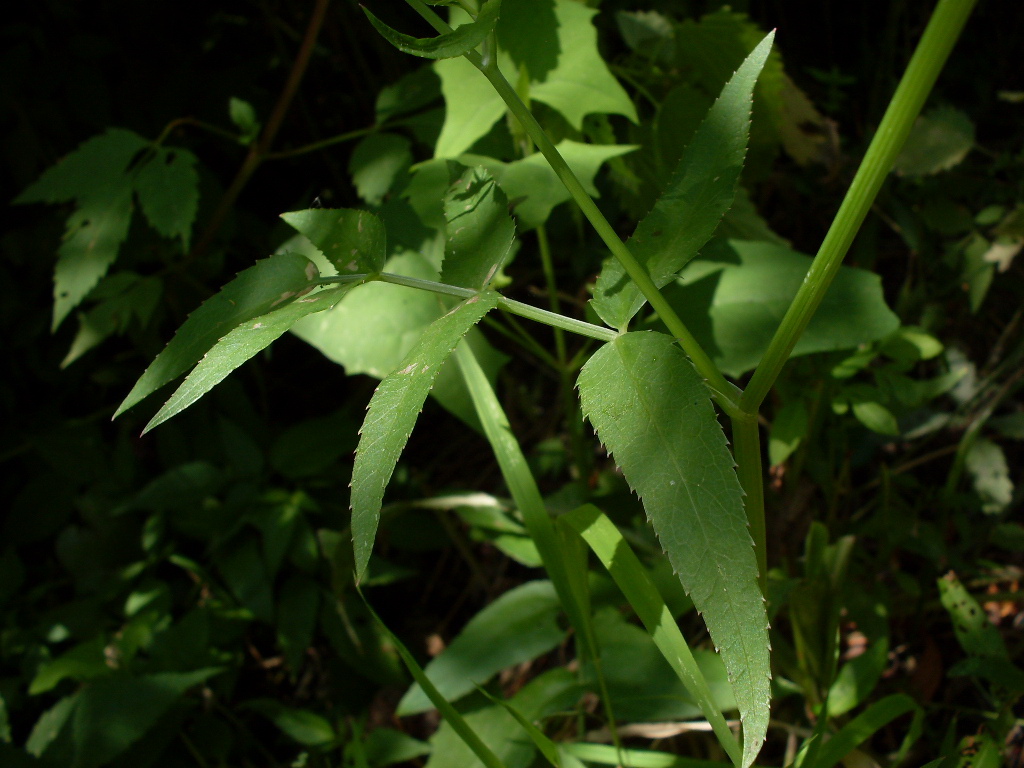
143,286,352,433
280,208,386,275
576,331,769,768
351,291,499,580
591,32,774,329
116,254,321,417
362,0,501,61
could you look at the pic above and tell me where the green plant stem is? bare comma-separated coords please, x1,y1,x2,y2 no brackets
318,272,619,342
741,0,978,413
263,124,378,160
732,415,767,595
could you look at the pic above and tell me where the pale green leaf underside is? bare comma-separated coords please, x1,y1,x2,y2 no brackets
576,332,769,766
117,253,320,417
281,208,386,275
591,31,775,329
351,291,500,580
434,0,636,158
363,0,501,60
398,580,563,715
441,165,516,290
144,285,351,433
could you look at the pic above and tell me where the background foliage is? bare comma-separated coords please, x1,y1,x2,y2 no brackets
2,1,1023,766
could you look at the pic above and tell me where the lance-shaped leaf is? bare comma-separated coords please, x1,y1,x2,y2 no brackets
280,208,386,275
143,285,352,433
576,331,769,767
441,165,515,290
116,253,321,417
363,0,501,60
352,291,499,580
591,31,774,329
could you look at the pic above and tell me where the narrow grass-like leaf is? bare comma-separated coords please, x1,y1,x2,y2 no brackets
117,253,321,417
561,505,741,767
143,286,351,433
280,208,386,275
352,292,499,580
442,165,516,291
398,580,563,715
576,332,769,767
362,0,500,60
476,688,562,768
591,32,774,329
360,592,508,768
808,694,919,768
562,743,733,768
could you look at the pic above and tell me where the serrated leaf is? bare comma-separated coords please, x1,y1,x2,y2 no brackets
433,0,636,158
441,165,515,290
352,291,499,579
591,32,774,329
281,208,386,275
398,580,564,715
576,331,769,767
363,0,501,60
134,146,200,250
117,253,321,416
144,285,350,433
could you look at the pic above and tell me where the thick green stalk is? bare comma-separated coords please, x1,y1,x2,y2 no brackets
741,0,977,412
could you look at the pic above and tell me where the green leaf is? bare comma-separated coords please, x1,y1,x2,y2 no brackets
894,105,974,176
591,32,774,329
245,700,337,748
25,693,79,759
277,575,321,672
143,285,349,432
768,400,808,467
810,694,919,768
576,332,769,768
397,580,565,715
351,291,499,579
363,0,501,60
350,133,413,207
442,166,516,290
563,742,733,768
281,208,387,275
29,637,110,695
658,240,900,377
965,438,1013,514
938,572,1009,662
561,509,740,765
134,146,200,250
433,0,637,158
476,689,562,768
72,669,221,768
116,253,321,417
229,97,260,143
363,728,432,767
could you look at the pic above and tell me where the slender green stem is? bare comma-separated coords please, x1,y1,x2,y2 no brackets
741,0,978,413
318,272,619,342
264,124,378,160
732,415,767,595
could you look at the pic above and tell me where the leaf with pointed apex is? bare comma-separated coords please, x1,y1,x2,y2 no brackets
134,146,200,251
116,253,321,417
441,166,515,290
576,331,769,767
591,31,774,329
352,291,499,580
144,286,351,433
281,208,386,275
362,0,501,60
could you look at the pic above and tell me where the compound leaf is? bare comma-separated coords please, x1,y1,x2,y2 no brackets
351,291,499,580
143,285,351,433
591,31,774,329
281,208,386,275
441,165,515,290
363,0,501,60
117,253,321,417
576,331,769,768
